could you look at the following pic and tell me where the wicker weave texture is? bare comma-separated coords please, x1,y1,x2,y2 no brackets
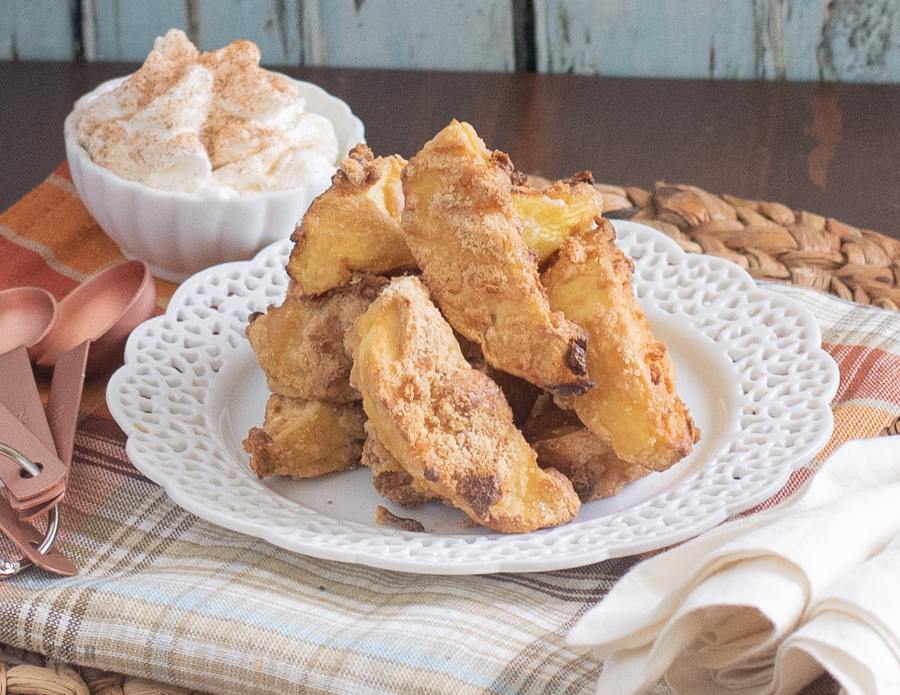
594,181,900,311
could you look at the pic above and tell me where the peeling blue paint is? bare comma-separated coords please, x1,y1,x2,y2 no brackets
4,0,900,82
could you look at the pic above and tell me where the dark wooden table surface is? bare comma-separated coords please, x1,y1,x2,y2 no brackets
2,61,898,239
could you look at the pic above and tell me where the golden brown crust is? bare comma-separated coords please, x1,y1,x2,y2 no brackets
523,398,651,502
374,506,426,532
349,275,580,533
542,219,699,470
243,121,700,532
455,332,543,429
287,144,415,296
246,274,388,402
242,394,367,479
400,120,593,397
362,424,438,508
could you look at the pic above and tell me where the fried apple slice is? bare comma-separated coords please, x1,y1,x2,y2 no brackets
350,275,580,533
287,144,414,296
243,394,366,479
512,174,604,264
523,397,651,502
246,274,388,402
542,219,699,470
400,120,593,397
288,138,599,295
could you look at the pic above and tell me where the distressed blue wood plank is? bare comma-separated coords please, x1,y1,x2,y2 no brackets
84,0,188,61
817,0,900,82
0,0,73,59
84,0,302,65
308,0,515,71
195,0,302,65
535,0,900,83
8,0,900,85
760,0,831,81
536,0,761,79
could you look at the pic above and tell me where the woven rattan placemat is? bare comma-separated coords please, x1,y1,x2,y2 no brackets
596,181,900,311
2,181,883,695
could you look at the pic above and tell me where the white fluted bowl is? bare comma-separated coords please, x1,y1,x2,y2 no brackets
65,74,364,283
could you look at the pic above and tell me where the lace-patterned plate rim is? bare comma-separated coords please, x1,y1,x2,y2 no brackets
106,220,839,574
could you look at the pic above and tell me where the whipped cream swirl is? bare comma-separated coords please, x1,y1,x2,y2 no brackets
75,29,340,196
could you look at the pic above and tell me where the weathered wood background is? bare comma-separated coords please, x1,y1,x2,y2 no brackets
2,0,900,82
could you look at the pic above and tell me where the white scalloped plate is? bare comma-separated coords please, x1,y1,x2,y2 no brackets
106,220,839,574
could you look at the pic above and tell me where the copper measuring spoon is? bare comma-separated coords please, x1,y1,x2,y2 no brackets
0,260,156,375
0,286,58,360
32,259,157,377
0,260,156,576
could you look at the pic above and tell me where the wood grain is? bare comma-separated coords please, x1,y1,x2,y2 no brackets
2,62,899,241
75,0,514,69
308,0,515,71
6,0,900,83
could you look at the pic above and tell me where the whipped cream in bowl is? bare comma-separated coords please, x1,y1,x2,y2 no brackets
65,29,364,282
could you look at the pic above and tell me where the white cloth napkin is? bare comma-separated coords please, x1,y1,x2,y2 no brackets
566,436,900,695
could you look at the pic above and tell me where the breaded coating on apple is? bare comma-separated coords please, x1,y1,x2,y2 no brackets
350,275,580,533
374,506,426,533
542,219,699,470
523,397,651,502
400,120,593,397
287,144,415,296
361,423,438,508
243,394,366,479
245,274,388,402
454,332,543,429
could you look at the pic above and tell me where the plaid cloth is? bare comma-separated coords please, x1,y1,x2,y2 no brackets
2,164,896,695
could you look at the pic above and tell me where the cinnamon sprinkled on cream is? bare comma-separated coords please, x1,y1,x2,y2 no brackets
74,29,340,195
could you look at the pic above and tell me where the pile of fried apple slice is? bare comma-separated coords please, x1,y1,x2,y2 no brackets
243,120,698,534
